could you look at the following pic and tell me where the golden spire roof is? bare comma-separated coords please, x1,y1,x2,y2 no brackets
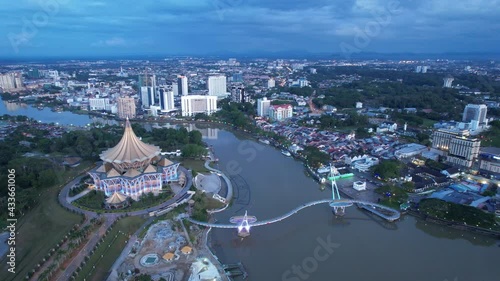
105,192,128,204
100,118,161,164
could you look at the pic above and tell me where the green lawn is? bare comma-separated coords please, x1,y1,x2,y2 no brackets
180,158,210,173
0,162,93,281
76,216,146,281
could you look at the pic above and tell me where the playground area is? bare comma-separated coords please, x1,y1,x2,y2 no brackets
116,221,197,280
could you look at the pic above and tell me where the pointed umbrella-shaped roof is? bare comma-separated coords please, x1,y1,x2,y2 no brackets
100,118,161,164
106,192,128,204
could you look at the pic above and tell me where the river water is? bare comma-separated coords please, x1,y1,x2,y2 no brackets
205,130,499,281
0,98,115,126
2,99,499,281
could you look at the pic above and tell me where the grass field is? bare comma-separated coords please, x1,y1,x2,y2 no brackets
76,216,146,281
180,158,210,173
0,162,94,281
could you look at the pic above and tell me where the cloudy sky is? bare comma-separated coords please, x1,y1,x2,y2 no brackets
1,0,499,58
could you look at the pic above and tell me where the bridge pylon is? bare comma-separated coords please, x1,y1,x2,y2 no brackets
328,164,353,216
229,211,256,237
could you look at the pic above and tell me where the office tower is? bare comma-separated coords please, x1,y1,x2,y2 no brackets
159,88,175,112
431,128,480,167
181,95,218,117
27,68,40,79
443,76,454,88
140,86,155,108
117,97,136,119
172,82,179,96
268,78,275,89
207,75,227,97
463,104,487,125
269,104,293,121
257,97,271,117
232,73,243,83
231,86,247,103
177,75,188,96
431,129,470,151
447,137,481,168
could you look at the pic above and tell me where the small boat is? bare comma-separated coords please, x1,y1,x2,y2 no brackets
281,149,291,157
259,139,270,145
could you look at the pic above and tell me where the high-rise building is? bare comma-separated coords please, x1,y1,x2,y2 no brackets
463,104,487,125
232,73,243,82
0,73,23,90
140,86,155,108
431,129,470,151
257,97,271,117
172,82,179,96
231,86,247,103
431,129,480,168
177,75,188,96
443,76,454,88
117,97,136,119
447,137,481,168
159,88,175,112
207,75,227,97
268,78,275,89
415,66,422,73
421,66,429,73
181,95,218,117
269,104,293,121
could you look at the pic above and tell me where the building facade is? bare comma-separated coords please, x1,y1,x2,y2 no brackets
117,97,136,119
181,95,218,117
268,78,275,89
178,75,188,96
269,104,293,121
0,73,23,90
446,137,481,168
89,98,111,111
257,97,271,117
89,119,180,200
207,75,227,97
160,89,175,112
463,104,487,125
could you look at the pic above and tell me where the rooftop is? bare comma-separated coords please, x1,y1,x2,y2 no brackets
99,118,161,165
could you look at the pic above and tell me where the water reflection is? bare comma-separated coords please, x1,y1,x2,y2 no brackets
415,218,497,246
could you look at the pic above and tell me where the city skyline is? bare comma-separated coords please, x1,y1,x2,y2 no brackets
2,0,500,58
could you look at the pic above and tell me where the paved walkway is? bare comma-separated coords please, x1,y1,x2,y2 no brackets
56,166,193,279
68,188,92,203
56,216,117,281
204,153,233,203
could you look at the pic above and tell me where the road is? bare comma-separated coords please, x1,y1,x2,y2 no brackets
55,165,193,279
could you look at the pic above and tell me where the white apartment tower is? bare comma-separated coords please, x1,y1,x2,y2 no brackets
177,75,188,96
207,75,227,97
257,97,271,117
268,78,276,89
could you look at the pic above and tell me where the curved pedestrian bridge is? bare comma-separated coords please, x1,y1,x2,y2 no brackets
186,199,400,229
